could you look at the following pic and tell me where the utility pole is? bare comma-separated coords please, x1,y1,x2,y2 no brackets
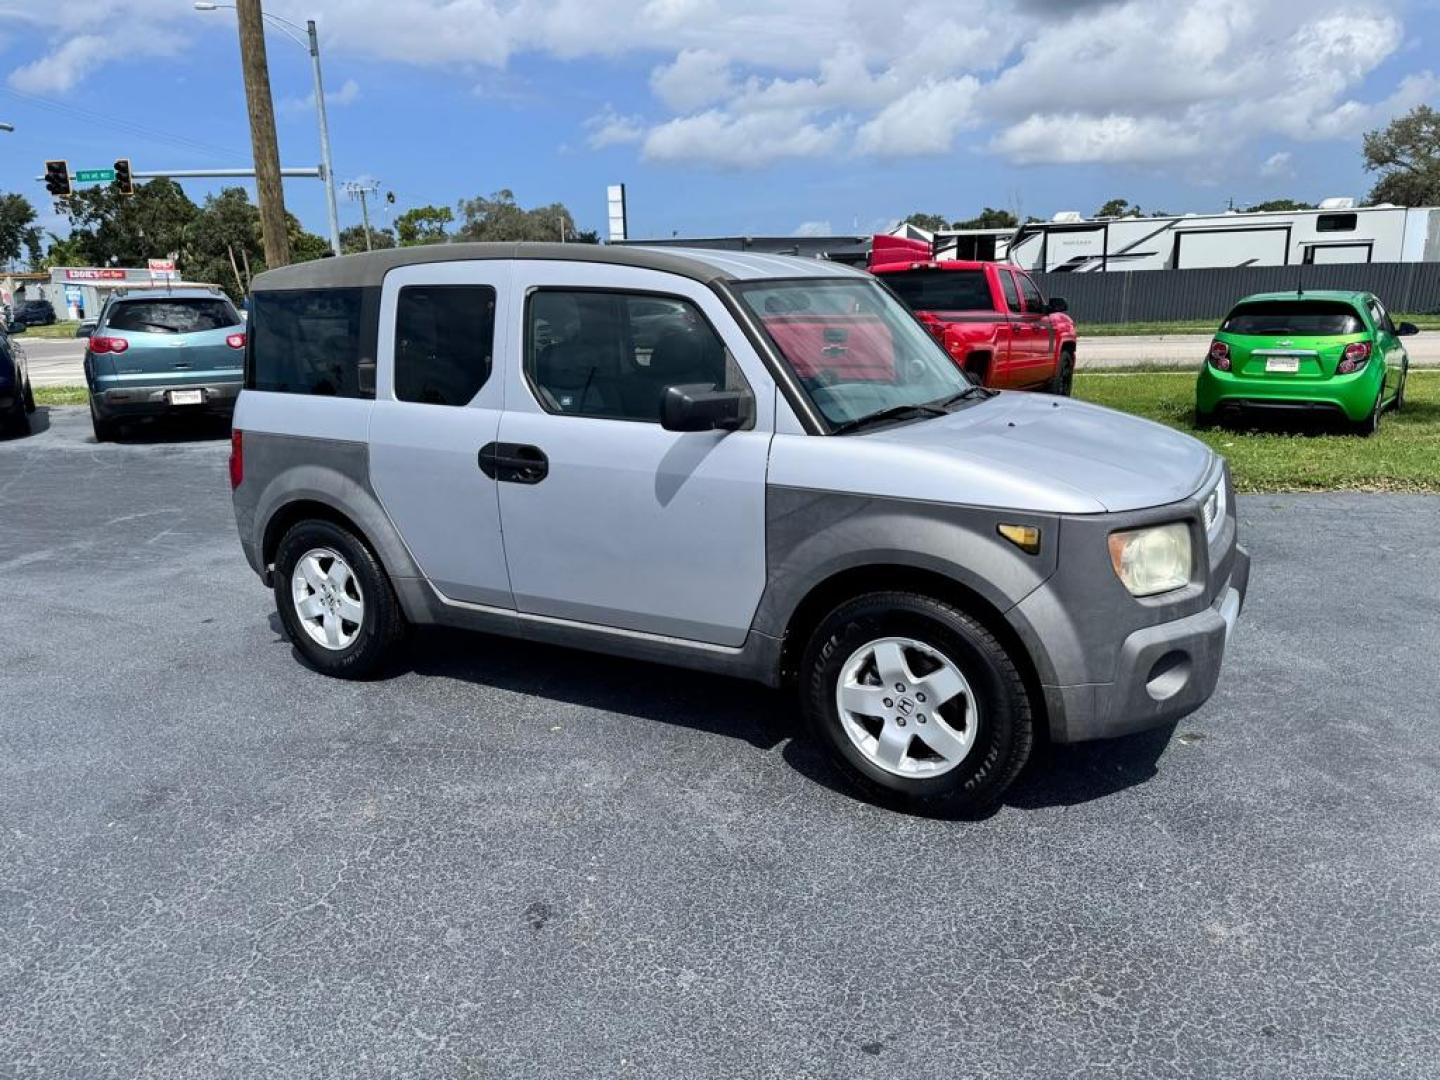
345,180,380,251
235,0,291,268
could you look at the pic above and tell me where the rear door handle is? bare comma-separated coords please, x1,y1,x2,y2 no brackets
479,442,549,484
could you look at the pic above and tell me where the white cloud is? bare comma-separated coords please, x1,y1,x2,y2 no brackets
7,0,1429,176
281,77,361,113
854,77,980,156
642,108,844,168
584,107,645,149
1260,151,1294,179
792,220,832,236
650,49,733,111
991,113,1205,165
8,35,110,94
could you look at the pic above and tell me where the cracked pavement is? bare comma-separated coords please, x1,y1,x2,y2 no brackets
1,407,1437,1079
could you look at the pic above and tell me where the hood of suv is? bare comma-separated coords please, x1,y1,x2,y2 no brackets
771,393,1218,515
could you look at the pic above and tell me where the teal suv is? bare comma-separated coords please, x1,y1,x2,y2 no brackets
84,288,246,441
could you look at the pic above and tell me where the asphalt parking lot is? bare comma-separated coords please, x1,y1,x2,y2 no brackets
2,407,1437,1079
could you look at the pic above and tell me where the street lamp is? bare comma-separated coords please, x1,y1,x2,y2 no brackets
195,2,342,256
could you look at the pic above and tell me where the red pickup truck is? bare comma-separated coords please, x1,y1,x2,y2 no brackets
870,252,1077,395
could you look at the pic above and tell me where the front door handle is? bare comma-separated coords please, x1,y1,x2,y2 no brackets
479,442,549,484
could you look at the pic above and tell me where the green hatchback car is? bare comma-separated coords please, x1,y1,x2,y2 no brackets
1195,290,1416,435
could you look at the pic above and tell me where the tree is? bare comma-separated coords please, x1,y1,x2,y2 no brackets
56,179,200,270
1095,198,1142,218
1363,104,1440,206
394,204,453,246
902,212,949,233
340,224,395,254
454,190,580,243
1246,199,1316,213
952,207,1018,229
0,194,42,268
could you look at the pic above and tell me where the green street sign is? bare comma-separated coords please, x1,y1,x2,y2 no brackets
76,168,116,183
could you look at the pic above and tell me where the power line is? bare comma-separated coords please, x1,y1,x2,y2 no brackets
0,86,250,163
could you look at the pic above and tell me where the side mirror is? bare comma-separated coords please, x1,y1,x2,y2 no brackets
1046,297,1069,315
76,321,97,338
661,383,746,432
1397,321,1419,337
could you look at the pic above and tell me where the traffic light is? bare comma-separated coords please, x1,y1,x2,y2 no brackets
43,160,70,197
113,158,134,196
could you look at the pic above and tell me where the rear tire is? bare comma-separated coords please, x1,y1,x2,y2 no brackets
1045,346,1075,396
23,377,35,414
273,519,407,679
800,591,1033,815
89,400,119,442
1392,366,1407,413
1194,407,1216,430
3,392,30,437
1355,385,1383,437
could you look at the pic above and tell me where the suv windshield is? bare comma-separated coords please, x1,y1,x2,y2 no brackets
880,269,991,312
107,297,239,335
733,278,972,430
1221,300,1364,337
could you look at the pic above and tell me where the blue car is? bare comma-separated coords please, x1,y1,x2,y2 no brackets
0,319,36,438
84,288,246,441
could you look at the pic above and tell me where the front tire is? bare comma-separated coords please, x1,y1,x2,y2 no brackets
273,519,407,679
23,376,35,414
1045,346,1075,396
800,592,1033,814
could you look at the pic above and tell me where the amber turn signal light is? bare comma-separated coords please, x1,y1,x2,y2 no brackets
997,523,1042,555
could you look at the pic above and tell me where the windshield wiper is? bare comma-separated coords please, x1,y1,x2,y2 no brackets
930,383,995,410
829,402,948,436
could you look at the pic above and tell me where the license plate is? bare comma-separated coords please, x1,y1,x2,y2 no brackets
1265,356,1300,373
169,390,203,405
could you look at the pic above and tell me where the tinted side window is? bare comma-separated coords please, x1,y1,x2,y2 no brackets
999,271,1021,313
248,288,373,398
1017,273,1046,313
526,290,749,424
1368,298,1396,335
394,285,496,406
1317,213,1357,233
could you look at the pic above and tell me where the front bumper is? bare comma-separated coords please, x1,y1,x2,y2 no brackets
1040,544,1250,742
92,381,239,418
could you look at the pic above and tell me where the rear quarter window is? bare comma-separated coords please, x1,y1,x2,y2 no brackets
1221,301,1365,336
247,288,377,398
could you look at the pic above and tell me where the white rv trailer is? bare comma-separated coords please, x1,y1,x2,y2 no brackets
927,201,1440,272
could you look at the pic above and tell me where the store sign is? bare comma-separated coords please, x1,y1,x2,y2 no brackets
64,268,127,281
148,258,177,282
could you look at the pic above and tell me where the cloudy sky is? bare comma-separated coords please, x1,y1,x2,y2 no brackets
1,0,1436,241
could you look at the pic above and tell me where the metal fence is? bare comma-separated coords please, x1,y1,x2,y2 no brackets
1032,262,1440,325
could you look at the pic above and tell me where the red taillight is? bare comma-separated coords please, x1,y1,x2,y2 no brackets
1208,340,1231,371
229,430,244,490
90,336,129,354
226,332,246,350
1337,341,1371,374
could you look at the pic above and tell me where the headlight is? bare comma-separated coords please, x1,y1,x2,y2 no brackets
1107,522,1193,596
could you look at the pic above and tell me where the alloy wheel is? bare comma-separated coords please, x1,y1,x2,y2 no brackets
291,547,365,650
834,636,978,778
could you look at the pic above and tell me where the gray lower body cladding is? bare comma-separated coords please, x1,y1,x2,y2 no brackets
235,432,1247,742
